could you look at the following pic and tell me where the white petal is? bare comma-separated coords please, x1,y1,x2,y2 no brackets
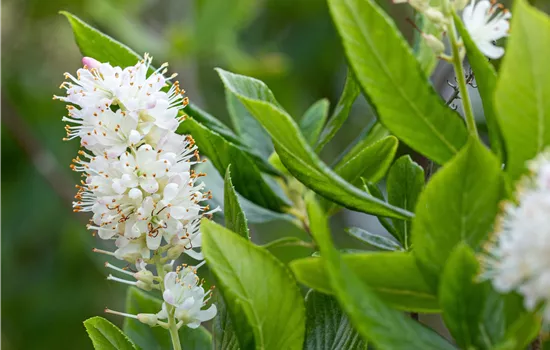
140,177,159,193
146,231,163,250
196,304,217,322
163,183,179,202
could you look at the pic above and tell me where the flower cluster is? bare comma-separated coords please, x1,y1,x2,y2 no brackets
57,55,216,329
393,0,510,59
481,151,550,323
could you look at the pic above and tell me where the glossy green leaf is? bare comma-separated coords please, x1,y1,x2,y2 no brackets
387,155,424,249
291,251,438,312
226,89,274,160
316,70,360,152
224,165,250,239
494,0,550,180
216,68,412,220
328,0,468,164
454,13,504,161
201,219,306,350
123,287,211,350
304,290,367,350
213,295,240,350
346,227,402,251
304,194,453,349
84,316,137,350
262,237,315,250
180,117,287,212
439,244,485,349
413,139,502,288
300,99,330,146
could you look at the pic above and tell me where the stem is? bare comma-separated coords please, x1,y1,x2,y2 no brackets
447,15,478,137
155,257,182,350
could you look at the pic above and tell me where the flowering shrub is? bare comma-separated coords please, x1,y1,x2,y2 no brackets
56,0,550,348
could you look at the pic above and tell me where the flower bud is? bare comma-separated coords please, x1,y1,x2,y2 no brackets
423,34,445,55
134,269,154,284
408,0,429,11
166,245,184,260
424,8,447,27
82,57,101,70
137,313,158,327
136,280,153,291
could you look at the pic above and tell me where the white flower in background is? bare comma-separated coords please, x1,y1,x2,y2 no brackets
481,150,550,323
461,0,511,59
158,263,217,328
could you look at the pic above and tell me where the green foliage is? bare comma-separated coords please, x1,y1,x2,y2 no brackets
495,0,550,180
290,251,439,312
386,155,424,248
213,295,240,350
304,290,367,350
201,219,306,350
327,0,468,164
223,166,250,239
300,99,330,146
413,13,439,77
439,244,485,349
123,288,212,350
84,316,137,350
181,117,287,212
345,227,402,251
454,13,503,161
303,194,453,349
216,68,412,219
413,139,502,288
316,70,360,152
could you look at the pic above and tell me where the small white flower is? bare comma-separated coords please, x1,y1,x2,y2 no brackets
158,264,217,328
481,150,550,323
462,0,511,59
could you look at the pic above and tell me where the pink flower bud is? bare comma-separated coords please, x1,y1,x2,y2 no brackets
82,57,101,69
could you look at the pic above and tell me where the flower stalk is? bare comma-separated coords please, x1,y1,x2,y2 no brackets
155,257,182,350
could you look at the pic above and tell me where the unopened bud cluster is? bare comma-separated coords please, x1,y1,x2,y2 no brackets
56,54,217,329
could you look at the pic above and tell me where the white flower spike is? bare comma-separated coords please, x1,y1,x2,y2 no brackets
158,263,217,329
462,0,511,59
481,150,550,323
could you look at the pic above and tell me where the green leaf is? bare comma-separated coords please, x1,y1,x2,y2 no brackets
290,251,438,312
494,312,540,350
413,139,502,288
494,0,550,180
224,165,250,239
326,136,398,214
316,70,360,152
387,155,424,249
413,13,439,77
262,237,315,250
439,244,485,349
201,219,306,350
216,68,412,220
303,194,453,349
327,0,468,164
84,316,137,350
180,117,287,212
346,227,402,251
226,89,274,160
300,99,330,146
304,290,367,350
363,182,400,239
213,295,240,350
122,287,211,350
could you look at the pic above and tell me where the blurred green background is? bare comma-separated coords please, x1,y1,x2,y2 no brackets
2,0,548,348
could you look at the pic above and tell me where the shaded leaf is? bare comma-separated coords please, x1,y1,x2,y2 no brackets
304,290,367,350
224,165,250,239
300,99,330,146
346,227,402,251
